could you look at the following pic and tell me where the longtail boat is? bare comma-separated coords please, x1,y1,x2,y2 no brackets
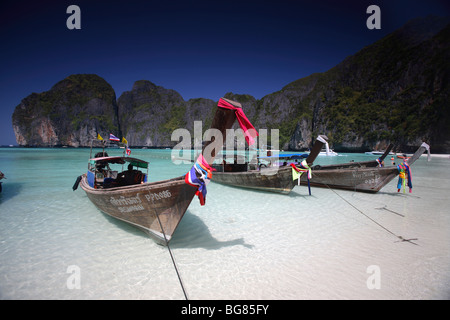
301,142,430,193
210,135,328,194
0,171,5,193
74,97,250,244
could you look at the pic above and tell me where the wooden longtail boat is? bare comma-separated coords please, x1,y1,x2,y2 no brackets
0,171,5,193
210,135,328,194
300,142,430,193
75,97,243,244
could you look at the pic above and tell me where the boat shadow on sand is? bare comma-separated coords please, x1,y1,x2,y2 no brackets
102,209,254,250
170,212,254,250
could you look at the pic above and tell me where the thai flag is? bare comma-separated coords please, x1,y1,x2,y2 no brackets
109,134,120,141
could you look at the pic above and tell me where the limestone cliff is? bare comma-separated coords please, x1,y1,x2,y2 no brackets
257,16,450,152
12,74,119,147
117,80,216,147
12,16,450,153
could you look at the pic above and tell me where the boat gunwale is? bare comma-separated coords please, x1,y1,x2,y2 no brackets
80,174,186,194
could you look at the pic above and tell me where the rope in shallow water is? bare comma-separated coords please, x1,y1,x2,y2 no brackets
326,185,419,246
154,211,189,300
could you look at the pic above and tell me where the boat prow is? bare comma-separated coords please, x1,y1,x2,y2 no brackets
80,174,195,244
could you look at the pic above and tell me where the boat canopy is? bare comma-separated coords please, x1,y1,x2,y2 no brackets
89,156,149,169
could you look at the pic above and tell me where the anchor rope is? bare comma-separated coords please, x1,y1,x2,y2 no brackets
154,211,189,300
325,185,419,246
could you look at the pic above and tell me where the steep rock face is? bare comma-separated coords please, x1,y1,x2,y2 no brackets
184,97,217,146
12,17,450,153
325,16,450,152
12,74,119,147
253,16,450,152
117,80,186,147
117,80,217,147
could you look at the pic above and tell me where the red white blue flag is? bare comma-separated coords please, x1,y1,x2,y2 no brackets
184,154,214,206
109,134,120,141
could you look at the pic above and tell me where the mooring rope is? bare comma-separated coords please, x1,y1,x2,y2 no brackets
326,185,419,246
154,211,189,300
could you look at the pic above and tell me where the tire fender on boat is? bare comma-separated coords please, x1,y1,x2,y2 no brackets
73,175,82,191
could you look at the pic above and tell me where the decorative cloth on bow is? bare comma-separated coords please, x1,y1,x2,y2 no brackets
397,162,412,193
217,98,258,146
290,160,312,195
376,158,384,167
421,142,431,162
185,154,215,205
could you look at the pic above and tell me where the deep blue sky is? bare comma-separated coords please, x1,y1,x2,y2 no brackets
1,0,449,145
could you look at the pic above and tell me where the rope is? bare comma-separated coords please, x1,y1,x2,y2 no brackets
326,185,419,246
154,210,189,300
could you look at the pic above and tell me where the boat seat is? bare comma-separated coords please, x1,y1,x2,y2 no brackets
117,170,143,186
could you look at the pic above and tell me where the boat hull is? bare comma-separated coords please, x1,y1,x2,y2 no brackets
301,166,399,193
211,143,428,194
212,166,297,194
212,164,399,194
80,174,196,244
301,142,429,193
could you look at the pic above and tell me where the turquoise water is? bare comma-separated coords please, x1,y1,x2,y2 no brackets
0,148,449,299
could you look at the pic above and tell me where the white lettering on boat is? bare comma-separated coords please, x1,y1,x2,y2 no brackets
364,176,381,185
109,194,142,206
145,190,172,202
118,204,145,213
353,171,381,185
351,171,381,185
109,194,145,213
352,171,375,179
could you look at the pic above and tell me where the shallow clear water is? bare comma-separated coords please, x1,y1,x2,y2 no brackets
0,148,449,299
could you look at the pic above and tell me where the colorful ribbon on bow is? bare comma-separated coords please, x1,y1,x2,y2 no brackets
185,154,215,205
290,160,312,195
376,158,384,167
397,162,412,193
217,98,258,146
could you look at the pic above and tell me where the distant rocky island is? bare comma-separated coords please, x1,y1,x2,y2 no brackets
12,16,450,153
